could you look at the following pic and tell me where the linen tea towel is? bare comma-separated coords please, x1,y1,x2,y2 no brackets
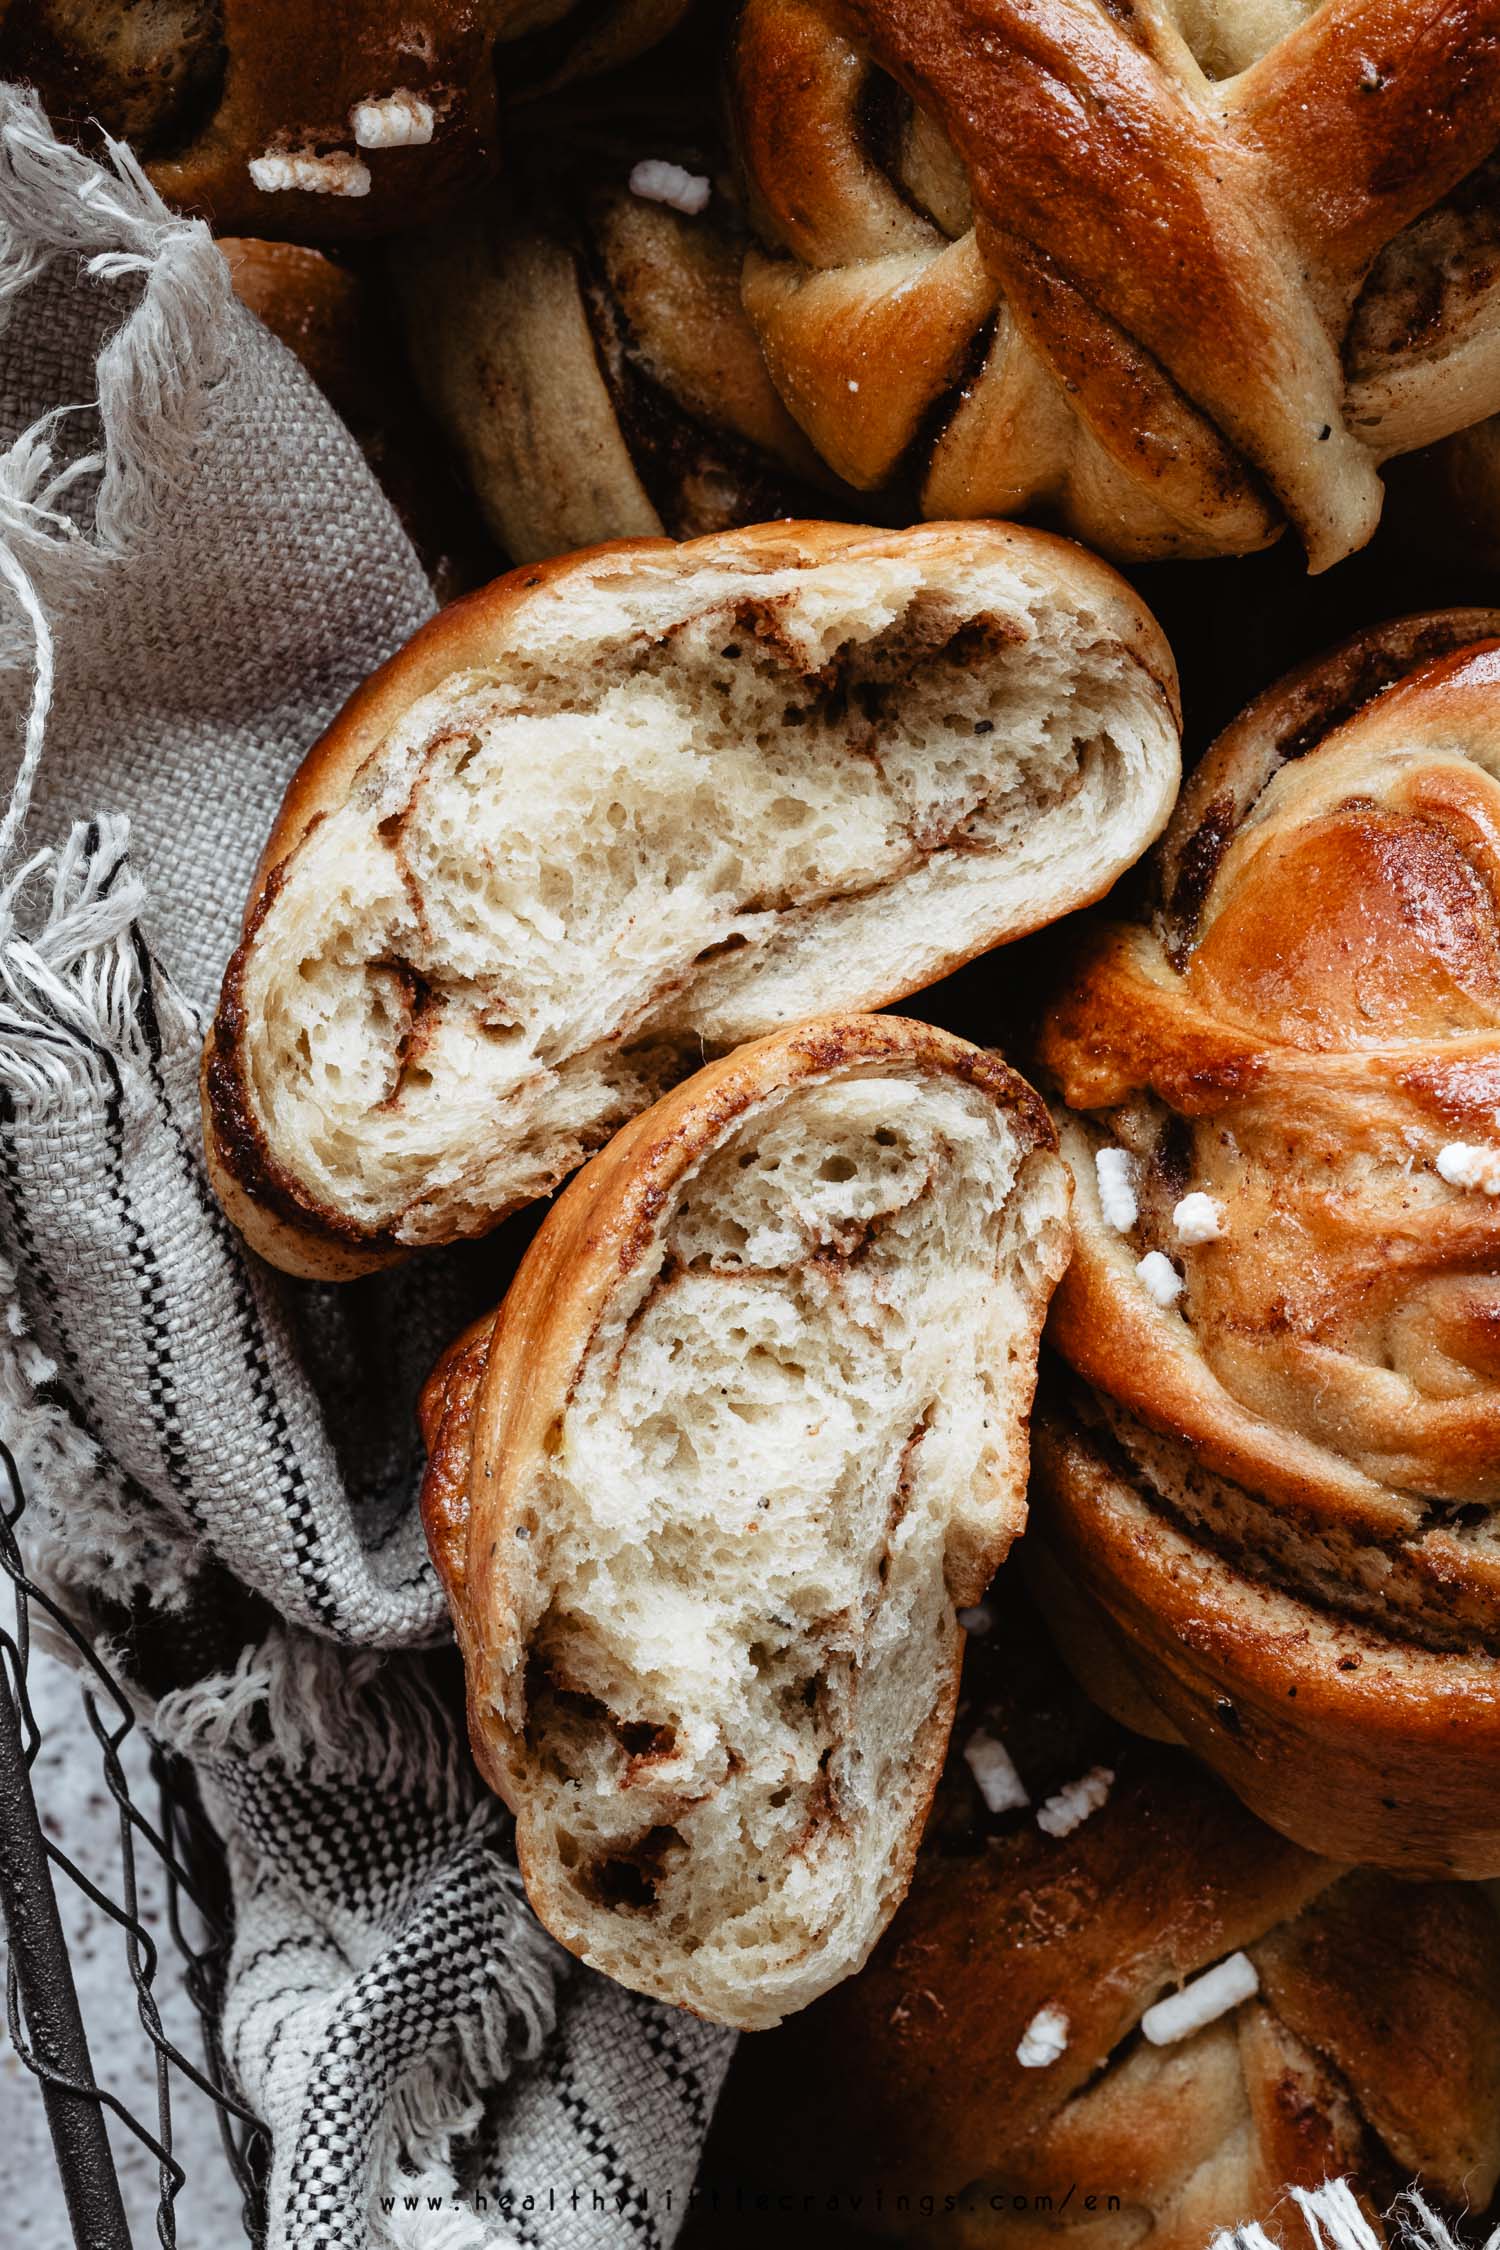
0,87,732,2250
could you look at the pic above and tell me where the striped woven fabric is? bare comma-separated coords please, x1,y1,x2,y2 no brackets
0,89,731,2250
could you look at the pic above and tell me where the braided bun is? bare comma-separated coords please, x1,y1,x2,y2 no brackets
729,0,1500,568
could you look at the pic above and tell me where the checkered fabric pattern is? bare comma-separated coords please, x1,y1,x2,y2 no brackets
0,89,733,2250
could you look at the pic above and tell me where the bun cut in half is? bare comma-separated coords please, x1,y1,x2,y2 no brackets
203,520,1178,1277
418,1015,1072,2029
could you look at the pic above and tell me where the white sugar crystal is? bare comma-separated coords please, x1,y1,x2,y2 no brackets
351,90,436,148
628,159,711,214
1137,1249,1182,1306
1436,1142,1500,1194
1036,1764,1114,1838
249,150,371,197
956,1603,993,1636
1016,2004,1069,2068
1142,1951,1259,2045
963,1728,1029,1813
1094,1146,1138,1231
1172,1191,1223,1244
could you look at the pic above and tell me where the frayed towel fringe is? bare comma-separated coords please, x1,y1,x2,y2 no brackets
0,815,198,1102
1387,2193,1500,2250
0,87,232,860
1210,2182,1500,2250
156,1626,477,1815
368,1873,559,2250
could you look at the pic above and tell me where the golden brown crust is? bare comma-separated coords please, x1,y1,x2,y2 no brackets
1030,1407,1500,1878
729,0,1500,567
415,1315,494,1611
1034,613,1500,1875
203,517,1176,1278
694,1586,1500,2244
1255,1871,1500,2201
1155,609,1500,942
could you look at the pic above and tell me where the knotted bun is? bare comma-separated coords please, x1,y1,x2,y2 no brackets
729,0,1500,568
396,90,857,562
1035,610,1500,1875
695,1586,1500,2246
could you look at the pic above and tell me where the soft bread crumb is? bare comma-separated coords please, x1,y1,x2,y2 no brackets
1017,2005,1070,2067
1436,1142,1500,1194
494,1063,1069,2028
226,541,1178,1253
1142,1952,1259,2045
1137,1249,1183,1306
351,91,436,148
1036,1764,1113,1837
1172,1191,1223,1244
628,159,710,214
964,1727,1029,1812
1095,1146,1138,1231
249,150,371,196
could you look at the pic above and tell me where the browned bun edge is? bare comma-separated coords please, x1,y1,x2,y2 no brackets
1158,608,1500,943
1030,1400,1500,1879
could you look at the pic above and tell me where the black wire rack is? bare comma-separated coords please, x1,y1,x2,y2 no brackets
0,1439,269,2248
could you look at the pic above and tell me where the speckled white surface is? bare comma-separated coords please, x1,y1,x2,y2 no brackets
0,1645,249,2249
